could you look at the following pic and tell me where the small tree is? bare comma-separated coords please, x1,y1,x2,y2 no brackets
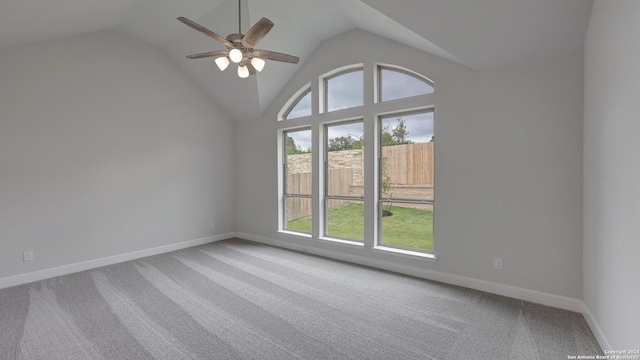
391,117,411,144
286,136,310,154
381,156,391,195
382,117,413,147
381,156,394,216
381,131,395,147
327,135,363,151
380,117,413,216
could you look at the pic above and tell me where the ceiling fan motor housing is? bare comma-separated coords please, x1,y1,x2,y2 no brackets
227,34,245,48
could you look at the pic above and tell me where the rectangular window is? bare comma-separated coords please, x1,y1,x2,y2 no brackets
324,120,364,241
283,129,312,233
379,111,434,253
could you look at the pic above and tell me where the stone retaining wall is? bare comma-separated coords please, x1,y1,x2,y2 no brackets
288,149,364,185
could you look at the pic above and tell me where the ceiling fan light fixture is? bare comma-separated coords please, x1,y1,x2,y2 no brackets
238,64,250,78
215,57,230,71
179,0,299,78
250,57,265,72
229,48,244,63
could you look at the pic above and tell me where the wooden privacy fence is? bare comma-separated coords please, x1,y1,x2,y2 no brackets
285,196,311,222
382,142,434,186
286,172,312,195
286,171,311,222
286,169,353,221
286,143,434,221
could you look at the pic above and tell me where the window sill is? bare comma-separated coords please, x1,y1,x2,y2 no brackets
318,237,365,248
372,246,437,262
278,230,312,239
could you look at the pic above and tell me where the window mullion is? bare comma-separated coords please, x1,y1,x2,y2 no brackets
362,62,377,250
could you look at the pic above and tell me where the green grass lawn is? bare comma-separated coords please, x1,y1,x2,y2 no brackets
287,203,433,252
380,205,433,252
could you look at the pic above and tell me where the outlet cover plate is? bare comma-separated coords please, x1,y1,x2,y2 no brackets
23,251,34,262
494,258,503,270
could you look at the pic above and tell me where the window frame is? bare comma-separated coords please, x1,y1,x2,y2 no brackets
319,64,364,114
322,119,366,243
376,108,435,254
278,82,312,121
376,64,434,104
280,127,313,235
277,63,437,260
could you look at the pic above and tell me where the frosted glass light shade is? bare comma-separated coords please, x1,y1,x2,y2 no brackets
215,57,230,71
251,57,265,72
237,64,250,78
229,48,243,63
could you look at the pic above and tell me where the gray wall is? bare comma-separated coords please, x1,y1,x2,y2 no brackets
0,30,235,279
584,0,640,349
235,29,585,300
2,12,630,348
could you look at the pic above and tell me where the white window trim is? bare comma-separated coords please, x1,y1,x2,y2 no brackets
375,63,434,104
322,119,366,242
278,126,313,234
277,63,437,260
278,82,312,121
375,108,436,255
318,63,364,114
372,246,437,261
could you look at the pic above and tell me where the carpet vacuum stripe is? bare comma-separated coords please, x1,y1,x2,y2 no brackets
0,238,603,360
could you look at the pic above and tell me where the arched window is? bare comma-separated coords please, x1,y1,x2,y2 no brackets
279,83,312,121
278,64,436,257
284,90,311,120
378,65,433,102
324,68,364,112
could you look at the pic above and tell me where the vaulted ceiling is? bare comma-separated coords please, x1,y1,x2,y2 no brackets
0,0,593,122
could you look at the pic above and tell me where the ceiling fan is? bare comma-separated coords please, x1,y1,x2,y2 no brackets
178,0,300,78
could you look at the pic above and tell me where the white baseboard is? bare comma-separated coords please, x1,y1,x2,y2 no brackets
234,232,584,313
0,233,235,290
580,303,612,351
235,232,618,351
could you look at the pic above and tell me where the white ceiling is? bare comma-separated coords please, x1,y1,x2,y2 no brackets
0,0,593,122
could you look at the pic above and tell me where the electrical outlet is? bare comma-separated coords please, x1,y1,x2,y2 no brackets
23,251,34,262
494,258,503,270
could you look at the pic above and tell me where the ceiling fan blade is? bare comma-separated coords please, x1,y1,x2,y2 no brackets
177,17,234,48
186,50,229,59
187,50,228,59
252,49,300,64
241,17,274,48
